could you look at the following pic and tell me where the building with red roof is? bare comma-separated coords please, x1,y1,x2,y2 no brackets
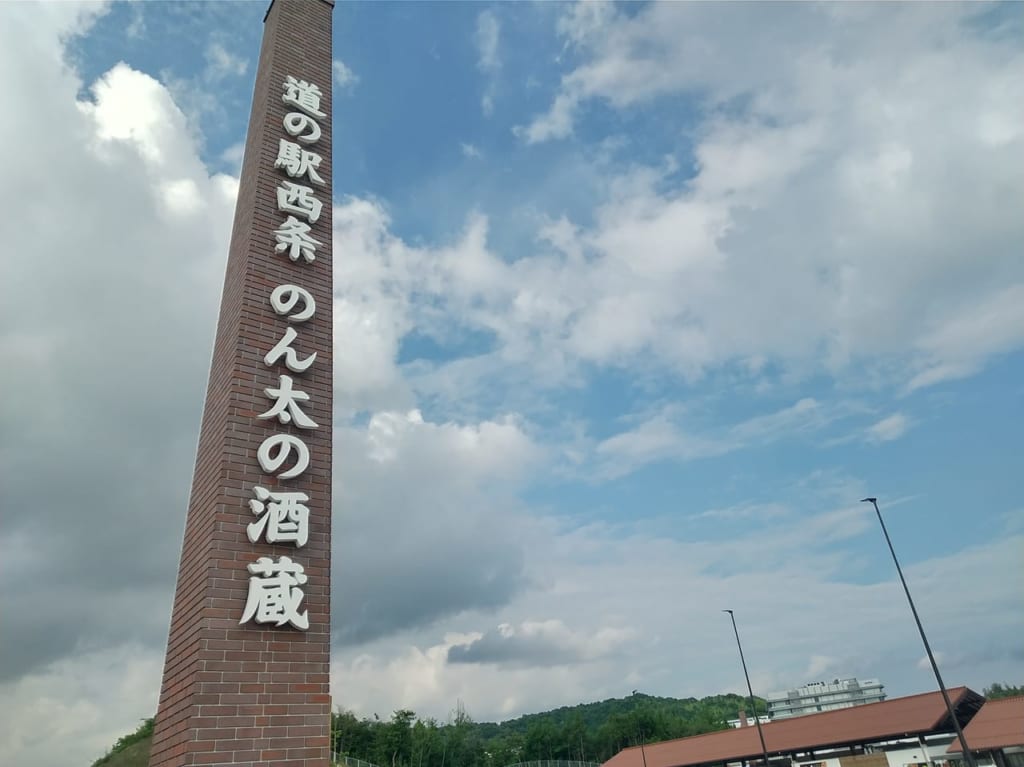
603,688,985,767
948,696,1024,767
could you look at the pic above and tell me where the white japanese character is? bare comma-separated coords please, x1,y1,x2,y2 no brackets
283,112,321,144
257,433,310,479
282,75,326,118
239,555,309,630
274,215,321,263
247,486,310,547
270,284,316,322
258,374,318,429
264,326,316,373
274,139,325,185
277,181,322,223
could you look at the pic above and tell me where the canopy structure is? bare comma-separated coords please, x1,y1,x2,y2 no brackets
948,696,1024,753
603,688,985,767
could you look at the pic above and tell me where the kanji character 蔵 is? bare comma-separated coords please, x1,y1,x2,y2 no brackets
239,555,309,630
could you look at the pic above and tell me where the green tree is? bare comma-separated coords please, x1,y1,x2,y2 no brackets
333,708,377,758
376,710,416,767
410,717,441,767
983,683,1024,700
560,712,590,762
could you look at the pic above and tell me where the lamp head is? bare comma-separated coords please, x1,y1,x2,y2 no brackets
722,609,733,614
861,497,877,504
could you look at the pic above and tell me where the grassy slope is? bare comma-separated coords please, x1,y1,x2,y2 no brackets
92,736,151,767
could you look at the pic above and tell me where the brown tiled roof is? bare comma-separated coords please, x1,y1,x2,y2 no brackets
948,696,1024,751
603,688,981,767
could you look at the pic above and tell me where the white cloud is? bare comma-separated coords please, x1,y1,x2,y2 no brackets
493,5,1024,392
333,408,542,645
918,652,944,671
0,646,163,767
333,58,359,88
475,10,500,72
866,413,911,443
516,91,578,143
461,141,483,159
448,619,635,667
330,516,1024,725
562,398,845,480
337,93,1024,396
125,4,145,39
908,284,1024,390
220,139,244,170
475,10,500,116
204,41,247,80
332,197,420,413
0,6,236,758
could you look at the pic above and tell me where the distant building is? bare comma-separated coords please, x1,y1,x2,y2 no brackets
727,712,771,729
767,678,886,719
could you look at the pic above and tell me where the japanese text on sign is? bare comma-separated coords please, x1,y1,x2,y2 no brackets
240,75,327,631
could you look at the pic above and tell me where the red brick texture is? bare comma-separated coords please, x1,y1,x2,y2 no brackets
149,2,335,766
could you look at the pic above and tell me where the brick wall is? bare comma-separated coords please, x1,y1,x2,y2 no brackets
149,2,335,765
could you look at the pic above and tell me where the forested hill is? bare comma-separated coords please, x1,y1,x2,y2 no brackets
486,691,762,736
92,692,766,767
330,692,765,767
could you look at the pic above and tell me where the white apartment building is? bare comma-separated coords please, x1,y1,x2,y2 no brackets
768,678,886,719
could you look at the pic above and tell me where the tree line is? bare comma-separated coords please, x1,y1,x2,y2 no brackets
982,683,1023,700
93,683,1022,767
330,693,764,767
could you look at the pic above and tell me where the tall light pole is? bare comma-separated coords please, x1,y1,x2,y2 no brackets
723,610,771,767
632,689,649,767
860,498,975,767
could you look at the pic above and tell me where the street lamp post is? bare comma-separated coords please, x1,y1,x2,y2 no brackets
632,690,649,767
723,610,772,767
860,497,976,767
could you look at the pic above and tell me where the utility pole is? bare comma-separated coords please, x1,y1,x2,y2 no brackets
861,498,975,767
723,610,772,767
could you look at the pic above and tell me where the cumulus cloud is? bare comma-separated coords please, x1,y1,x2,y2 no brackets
333,410,541,645
0,24,236,686
0,26,542,749
507,4,1024,392
333,58,359,89
0,4,233,762
0,645,163,767
330,516,1024,724
448,620,634,668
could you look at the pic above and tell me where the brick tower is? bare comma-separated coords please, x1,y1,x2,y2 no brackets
149,2,334,765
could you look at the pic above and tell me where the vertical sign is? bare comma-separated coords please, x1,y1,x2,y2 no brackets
149,2,335,766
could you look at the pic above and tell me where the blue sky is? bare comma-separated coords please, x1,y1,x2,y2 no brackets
1,2,1022,765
